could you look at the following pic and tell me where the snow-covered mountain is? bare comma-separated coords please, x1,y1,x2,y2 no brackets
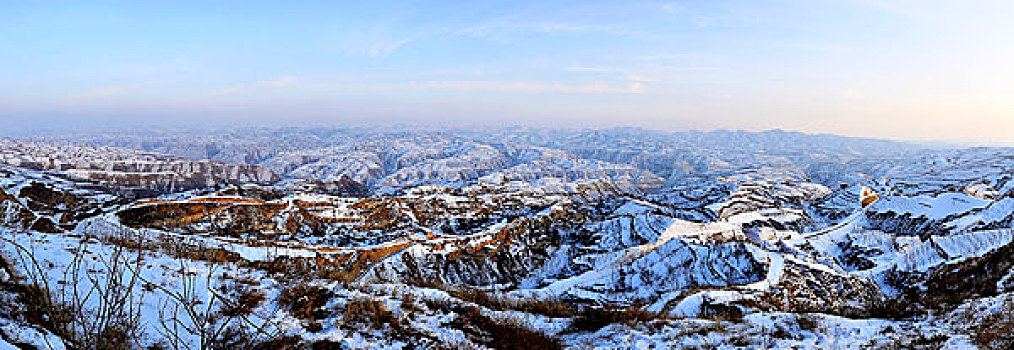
33,127,918,191
2,127,1012,349
0,138,279,197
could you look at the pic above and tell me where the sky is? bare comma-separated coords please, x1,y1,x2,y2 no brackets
1,0,1013,143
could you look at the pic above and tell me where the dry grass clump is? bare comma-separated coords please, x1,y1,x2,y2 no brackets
246,335,304,350
2,281,76,340
341,296,399,329
219,283,266,317
1,236,146,350
248,256,361,283
390,284,562,349
4,230,300,349
512,296,573,318
277,283,334,331
100,229,243,264
972,297,1014,349
443,285,574,318
795,313,821,331
451,304,562,350
568,305,661,333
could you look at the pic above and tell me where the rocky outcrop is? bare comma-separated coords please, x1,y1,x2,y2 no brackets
0,189,39,231
64,161,278,192
361,206,578,286
0,139,279,196
864,194,991,237
921,240,1014,308
0,176,117,233
712,169,831,231
746,259,886,318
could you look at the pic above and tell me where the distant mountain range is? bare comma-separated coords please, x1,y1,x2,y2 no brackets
1,126,1012,349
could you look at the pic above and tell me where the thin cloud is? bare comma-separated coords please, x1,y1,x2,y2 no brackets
409,81,644,93
317,80,646,94
639,53,706,61
791,43,859,53
535,23,641,37
258,75,298,86
566,67,617,73
567,67,660,83
208,76,297,96
691,16,717,27
456,22,647,42
71,81,162,99
367,38,412,58
625,74,659,83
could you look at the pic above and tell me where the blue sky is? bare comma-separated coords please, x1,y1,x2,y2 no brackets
2,1,1012,142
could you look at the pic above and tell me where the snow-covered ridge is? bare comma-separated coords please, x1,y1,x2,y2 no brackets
0,128,1012,349
0,138,279,194
28,127,921,192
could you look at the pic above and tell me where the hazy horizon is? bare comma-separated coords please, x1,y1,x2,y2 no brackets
6,120,1013,149
3,1,1013,144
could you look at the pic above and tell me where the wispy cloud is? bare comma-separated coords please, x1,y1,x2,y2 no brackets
207,76,297,96
691,16,717,27
317,80,645,94
791,43,859,53
567,66,660,83
566,67,616,73
367,38,412,58
536,23,640,37
456,21,646,42
71,81,163,99
639,53,705,61
409,81,644,93
625,74,659,83
259,75,297,86
337,17,418,59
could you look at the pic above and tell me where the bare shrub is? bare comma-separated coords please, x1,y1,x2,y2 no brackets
972,297,1014,349
277,282,334,331
2,233,146,349
796,313,821,331
153,259,286,350
568,305,661,333
442,285,575,318
2,230,286,350
219,282,267,318
451,304,562,350
341,296,399,329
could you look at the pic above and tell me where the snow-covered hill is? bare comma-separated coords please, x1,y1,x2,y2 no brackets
1,127,1012,349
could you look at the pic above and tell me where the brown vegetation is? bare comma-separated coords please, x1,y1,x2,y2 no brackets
219,284,267,317
923,241,1014,309
341,296,399,329
277,283,334,331
444,286,574,318
568,305,661,333
450,304,562,350
972,297,1014,349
